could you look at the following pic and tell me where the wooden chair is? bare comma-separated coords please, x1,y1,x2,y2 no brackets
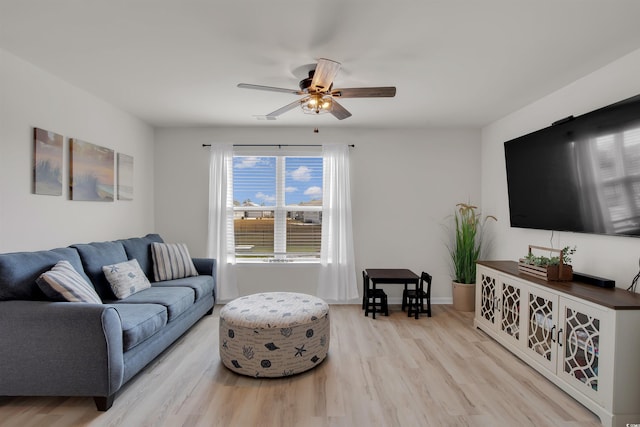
407,271,432,319
363,271,389,317
401,285,410,312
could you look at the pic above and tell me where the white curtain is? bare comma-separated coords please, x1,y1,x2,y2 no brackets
318,143,358,302
207,143,238,302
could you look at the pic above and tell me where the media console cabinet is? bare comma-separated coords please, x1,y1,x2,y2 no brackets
475,260,640,427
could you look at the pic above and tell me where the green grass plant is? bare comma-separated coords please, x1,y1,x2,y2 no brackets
450,203,496,284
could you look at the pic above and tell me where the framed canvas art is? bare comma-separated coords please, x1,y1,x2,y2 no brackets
117,153,133,200
33,127,63,195
69,138,114,201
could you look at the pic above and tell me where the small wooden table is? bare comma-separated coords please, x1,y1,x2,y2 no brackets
365,268,420,319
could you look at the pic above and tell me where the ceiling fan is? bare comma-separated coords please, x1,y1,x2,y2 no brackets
238,58,396,120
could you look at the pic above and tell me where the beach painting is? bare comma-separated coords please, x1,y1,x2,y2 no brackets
33,127,63,195
69,138,114,201
117,153,133,200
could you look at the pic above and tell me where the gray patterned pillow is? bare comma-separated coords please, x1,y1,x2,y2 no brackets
37,260,102,304
102,259,151,299
151,242,199,281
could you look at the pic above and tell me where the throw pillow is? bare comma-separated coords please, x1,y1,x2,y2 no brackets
102,259,151,299
36,260,102,304
151,242,199,281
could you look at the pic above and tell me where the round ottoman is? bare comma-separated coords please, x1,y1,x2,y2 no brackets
219,292,330,377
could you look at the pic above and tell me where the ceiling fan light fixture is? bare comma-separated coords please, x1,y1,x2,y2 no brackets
301,94,333,115
238,57,395,120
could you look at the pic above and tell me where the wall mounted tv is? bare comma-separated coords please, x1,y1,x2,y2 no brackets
504,93,640,237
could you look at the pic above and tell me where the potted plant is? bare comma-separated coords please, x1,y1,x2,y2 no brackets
519,245,576,281
449,203,496,311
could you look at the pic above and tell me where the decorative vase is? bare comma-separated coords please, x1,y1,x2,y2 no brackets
452,281,475,312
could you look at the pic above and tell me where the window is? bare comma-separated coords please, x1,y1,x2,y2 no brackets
232,154,323,262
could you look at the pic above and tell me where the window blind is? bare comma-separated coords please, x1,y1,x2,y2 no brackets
232,155,323,261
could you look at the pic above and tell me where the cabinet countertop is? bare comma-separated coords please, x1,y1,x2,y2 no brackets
478,260,640,310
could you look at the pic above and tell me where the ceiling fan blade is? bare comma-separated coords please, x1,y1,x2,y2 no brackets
330,99,352,120
265,98,306,119
238,83,303,95
310,58,341,93
331,86,396,98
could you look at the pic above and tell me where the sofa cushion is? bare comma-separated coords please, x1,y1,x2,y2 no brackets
37,260,102,303
151,275,214,301
118,234,164,283
72,241,128,300
102,259,151,299
108,286,195,321
151,242,198,281
107,303,168,351
0,247,90,301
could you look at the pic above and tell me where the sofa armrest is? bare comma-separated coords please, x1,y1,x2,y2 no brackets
0,300,124,398
192,258,217,300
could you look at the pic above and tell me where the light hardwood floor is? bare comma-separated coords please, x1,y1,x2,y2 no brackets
0,305,602,427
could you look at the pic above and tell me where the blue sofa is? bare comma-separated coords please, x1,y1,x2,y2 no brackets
0,234,216,410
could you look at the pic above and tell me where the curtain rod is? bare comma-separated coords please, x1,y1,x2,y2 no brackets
202,144,354,148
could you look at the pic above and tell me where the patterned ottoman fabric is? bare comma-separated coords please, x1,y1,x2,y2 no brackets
219,292,330,377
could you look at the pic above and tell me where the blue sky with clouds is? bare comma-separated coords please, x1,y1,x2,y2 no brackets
233,156,323,206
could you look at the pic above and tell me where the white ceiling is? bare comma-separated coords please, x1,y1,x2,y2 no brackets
2,1,640,129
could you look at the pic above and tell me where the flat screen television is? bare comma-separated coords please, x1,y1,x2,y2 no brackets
504,93,640,237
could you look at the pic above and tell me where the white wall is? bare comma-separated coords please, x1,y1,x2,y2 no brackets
0,49,156,252
154,126,481,302
481,47,640,289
